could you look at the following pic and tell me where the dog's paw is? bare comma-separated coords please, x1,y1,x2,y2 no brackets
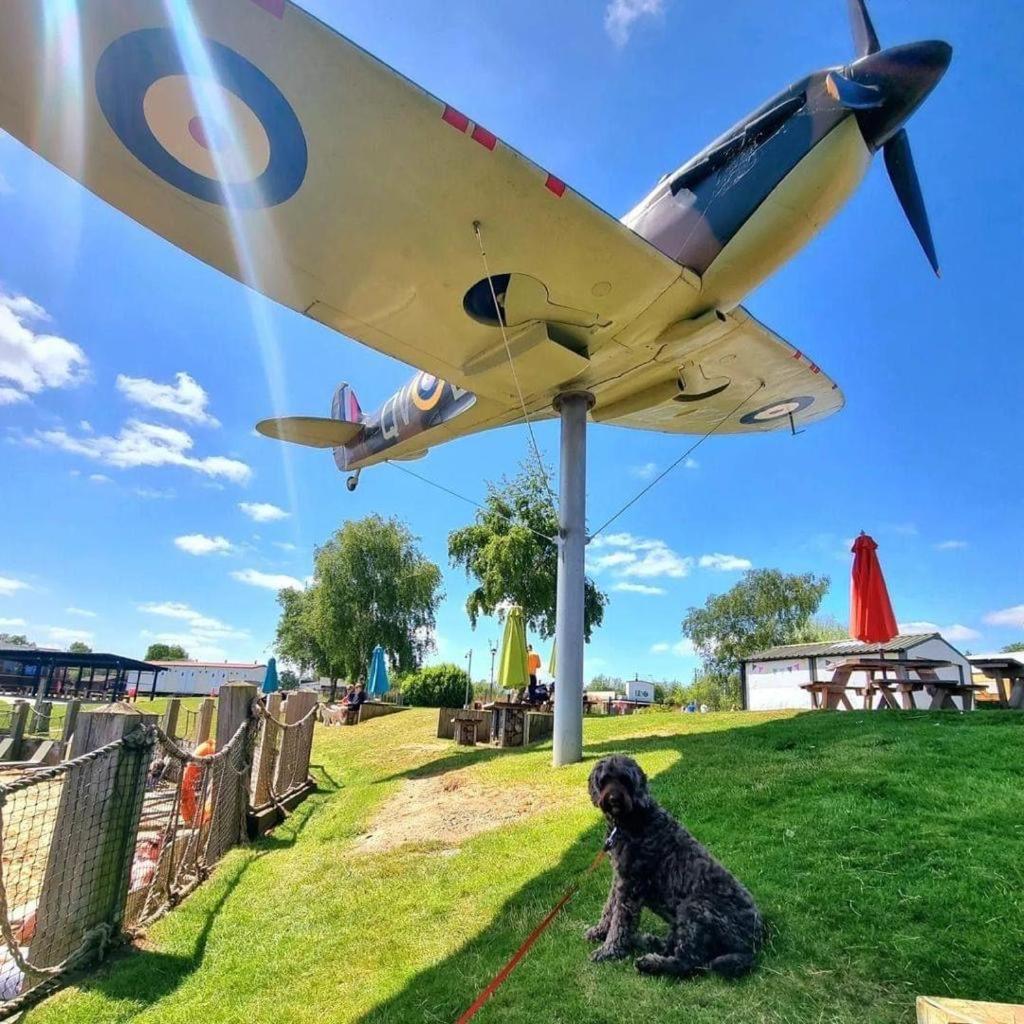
634,953,668,975
634,932,666,954
590,943,628,963
583,925,608,944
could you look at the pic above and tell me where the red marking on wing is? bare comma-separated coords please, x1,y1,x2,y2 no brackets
250,0,285,18
809,363,821,374
792,349,803,360
471,125,497,150
442,105,470,132
545,174,567,197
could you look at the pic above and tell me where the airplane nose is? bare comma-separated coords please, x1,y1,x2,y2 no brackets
849,40,952,150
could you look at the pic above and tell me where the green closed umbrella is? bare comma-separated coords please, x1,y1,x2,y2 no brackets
497,606,529,695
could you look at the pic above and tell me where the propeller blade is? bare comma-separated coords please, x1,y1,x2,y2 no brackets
847,0,881,57
825,71,884,109
883,128,940,276
256,416,364,449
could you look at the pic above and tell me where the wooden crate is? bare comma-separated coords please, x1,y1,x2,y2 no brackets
917,997,1024,1024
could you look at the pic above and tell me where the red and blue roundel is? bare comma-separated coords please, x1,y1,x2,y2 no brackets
95,29,307,208
740,396,814,425
411,373,445,411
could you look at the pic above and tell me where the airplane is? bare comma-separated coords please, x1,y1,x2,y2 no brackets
0,0,950,762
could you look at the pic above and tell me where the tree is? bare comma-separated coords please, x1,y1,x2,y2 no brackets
682,568,831,677
274,588,343,698
310,515,443,683
588,674,625,693
0,633,30,647
399,663,469,708
144,643,189,661
278,668,300,691
1000,641,1024,653
68,641,92,654
448,460,607,640
792,615,849,644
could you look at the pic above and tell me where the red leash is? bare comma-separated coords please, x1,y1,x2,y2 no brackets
454,847,608,1024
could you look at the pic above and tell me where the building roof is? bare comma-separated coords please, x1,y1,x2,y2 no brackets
744,633,940,662
150,660,266,669
0,648,163,673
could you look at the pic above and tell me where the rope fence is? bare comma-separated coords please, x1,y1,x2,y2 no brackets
0,686,318,1017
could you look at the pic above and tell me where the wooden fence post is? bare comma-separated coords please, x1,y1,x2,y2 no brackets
0,700,28,760
273,691,317,796
252,692,282,808
30,703,157,969
207,682,257,863
61,699,82,754
160,698,181,740
196,697,215,744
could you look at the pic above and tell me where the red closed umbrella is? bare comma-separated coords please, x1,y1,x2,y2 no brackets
850,533,898,644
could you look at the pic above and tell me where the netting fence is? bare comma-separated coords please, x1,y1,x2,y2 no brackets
0,689,318,1016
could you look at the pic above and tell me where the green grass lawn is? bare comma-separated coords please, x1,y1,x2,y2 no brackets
24,708,1024,1024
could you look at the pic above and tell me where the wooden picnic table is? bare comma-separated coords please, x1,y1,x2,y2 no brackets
969,658,1024,710
802,658,983,712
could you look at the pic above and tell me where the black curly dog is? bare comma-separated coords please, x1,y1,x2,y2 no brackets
585,755,763,978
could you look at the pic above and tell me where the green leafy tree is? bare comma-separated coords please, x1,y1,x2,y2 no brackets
311,515,443,684
274,588,343,696
792,615,849,644
399,663,469,708
448,460,607,640
0,633,30,646
144,642,189,661
278,668,300,691
68,641,92,654
1000,641,1024,653
682,568,831,676
588,674,625,693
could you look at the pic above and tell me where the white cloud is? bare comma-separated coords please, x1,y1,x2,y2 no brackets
683,457,698,470
590,532,692,581
138,601,246,638
983,605,1024,630
650,638,697,657
66,607,97,618
699,553,753,572
273,541,298,553
899,620,982,643
0,169,12,196
629,462,658,480
0,576,28,597
604,0,664,46
0,293,88,404
48,626,94,644
135,486,176,500
0,617,26,627
89,474,112,485
935,540,968,551
36,420,251,484
239,501,289,523
612,582,666,596
0,386,29,405
116,371,219,426
231,569,305,592
174,534,234,557
141,630,228,662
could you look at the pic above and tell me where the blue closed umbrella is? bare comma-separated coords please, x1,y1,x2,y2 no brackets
262,656,280,695
367,645,390,697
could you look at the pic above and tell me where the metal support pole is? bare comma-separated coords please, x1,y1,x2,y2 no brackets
552,391,593,767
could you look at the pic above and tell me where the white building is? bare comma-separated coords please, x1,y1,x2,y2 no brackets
741,633,971,711
138,660,267,697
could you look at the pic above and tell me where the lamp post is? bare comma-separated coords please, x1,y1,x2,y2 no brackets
488,639,498,700
464,648,473,708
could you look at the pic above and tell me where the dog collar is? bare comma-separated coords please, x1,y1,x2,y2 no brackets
603,826,619,851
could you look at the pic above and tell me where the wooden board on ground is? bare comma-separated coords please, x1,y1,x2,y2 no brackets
917,996,1024,1024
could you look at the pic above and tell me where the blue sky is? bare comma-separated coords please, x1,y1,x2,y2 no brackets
1,0,1022,680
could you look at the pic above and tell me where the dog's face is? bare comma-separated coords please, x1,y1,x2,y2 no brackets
588,755,650,822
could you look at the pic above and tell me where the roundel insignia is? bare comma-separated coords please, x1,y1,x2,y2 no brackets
411,373,445,411
739,396,814,425
95,29,307,208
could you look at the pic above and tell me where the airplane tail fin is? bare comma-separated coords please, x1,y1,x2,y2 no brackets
331,382,364,471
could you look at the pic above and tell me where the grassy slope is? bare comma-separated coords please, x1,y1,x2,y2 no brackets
25,708,1024,1024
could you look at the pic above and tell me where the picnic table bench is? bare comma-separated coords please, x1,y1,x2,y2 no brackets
969,657,1024,710
803,658,984,712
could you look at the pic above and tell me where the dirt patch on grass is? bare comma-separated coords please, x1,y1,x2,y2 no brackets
353,770,563,853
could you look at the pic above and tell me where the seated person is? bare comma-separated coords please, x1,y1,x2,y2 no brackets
534,682,549,705
526,676,540,704
349,682,368,708
340,684,357,705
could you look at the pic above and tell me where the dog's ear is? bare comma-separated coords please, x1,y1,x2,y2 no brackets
626,759,651,805
587,759,607,806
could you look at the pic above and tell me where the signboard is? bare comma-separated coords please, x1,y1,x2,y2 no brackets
626,680,654,704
